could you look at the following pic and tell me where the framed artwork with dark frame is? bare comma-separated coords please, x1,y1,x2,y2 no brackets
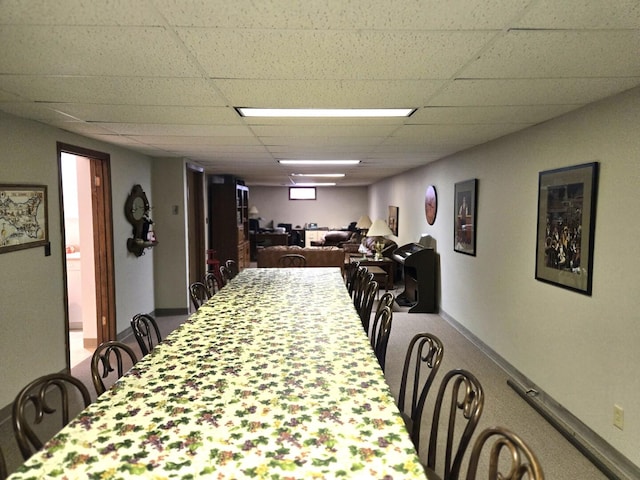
535,162,599,295
454,179,477,256
0,184,48,254
388,205,398,236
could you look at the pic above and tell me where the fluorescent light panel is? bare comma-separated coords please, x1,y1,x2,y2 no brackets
237,107,415,118
293,182,336,186
290,173,345,178
279,160,360,165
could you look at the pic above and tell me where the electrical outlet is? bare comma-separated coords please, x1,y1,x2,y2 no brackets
613,404,624,430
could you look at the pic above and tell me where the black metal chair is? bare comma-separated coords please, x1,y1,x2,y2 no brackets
203,272,221,297
346,260,361,294
358,279,378,333
219,265,231,286
397,332,444,450
423,369,485,480
278,254,307,267
12,373,91,460
225,259,239,278
370,305,393,371
130,313,162,356
90,341,138,396
465,426,544,480
189,281,209,311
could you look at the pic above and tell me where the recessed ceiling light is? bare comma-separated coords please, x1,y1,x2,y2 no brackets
279,160,360,165
236,107,415,118
290,173,345,178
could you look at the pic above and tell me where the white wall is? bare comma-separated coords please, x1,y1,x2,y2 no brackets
370,86,640,466
249,186,368,230
0,111,155,408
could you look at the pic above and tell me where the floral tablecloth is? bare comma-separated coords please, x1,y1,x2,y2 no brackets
11,268,424,479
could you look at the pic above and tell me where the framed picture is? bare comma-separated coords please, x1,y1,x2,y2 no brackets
454,179,477,256
0,184,48,253
388,205,398,235
535,162,599,295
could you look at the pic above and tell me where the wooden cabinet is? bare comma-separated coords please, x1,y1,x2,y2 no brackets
208,176,250,270
304,229,326,247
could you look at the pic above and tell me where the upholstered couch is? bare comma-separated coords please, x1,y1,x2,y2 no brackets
309,230,356,247
257,245,346,273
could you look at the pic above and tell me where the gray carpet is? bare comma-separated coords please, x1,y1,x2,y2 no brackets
0,296,608,478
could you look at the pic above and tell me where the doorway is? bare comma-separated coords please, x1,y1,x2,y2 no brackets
58,143,116,369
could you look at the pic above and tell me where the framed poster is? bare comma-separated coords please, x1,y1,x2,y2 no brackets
0,184,48,253
454,179,477,256
388,205,398,235
535,162,599,295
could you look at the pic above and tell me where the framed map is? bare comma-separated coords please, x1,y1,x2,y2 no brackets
0,184,48,253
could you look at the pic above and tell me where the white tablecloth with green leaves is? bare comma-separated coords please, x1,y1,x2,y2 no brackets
11,268,424,479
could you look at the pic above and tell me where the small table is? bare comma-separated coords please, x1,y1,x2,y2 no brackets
346,254,394,290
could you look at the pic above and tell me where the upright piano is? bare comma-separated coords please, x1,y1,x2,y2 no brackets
392,236,436,313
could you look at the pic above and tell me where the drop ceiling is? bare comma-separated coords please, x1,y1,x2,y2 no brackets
1,0,638,186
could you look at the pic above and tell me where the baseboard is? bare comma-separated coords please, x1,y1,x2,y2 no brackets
439,309,638,480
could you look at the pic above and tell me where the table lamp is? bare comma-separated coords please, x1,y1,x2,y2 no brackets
249,206,259,218
367,219,393,260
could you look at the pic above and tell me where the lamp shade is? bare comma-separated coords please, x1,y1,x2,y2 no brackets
367,219,393,237
356,215,372,229
248,206,259,217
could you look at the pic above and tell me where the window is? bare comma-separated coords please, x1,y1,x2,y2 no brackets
289,187,316,200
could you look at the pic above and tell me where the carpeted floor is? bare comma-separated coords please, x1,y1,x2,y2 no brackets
0,287,608,479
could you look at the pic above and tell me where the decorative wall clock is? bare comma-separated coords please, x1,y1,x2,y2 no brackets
425,185,437,225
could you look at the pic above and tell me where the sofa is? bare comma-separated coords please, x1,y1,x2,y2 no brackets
257,245,346,273
309,230,356,247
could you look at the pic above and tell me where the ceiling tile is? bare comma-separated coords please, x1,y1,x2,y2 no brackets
514,0,640,29
461,30,640,78
409,105,582,124
0,26,201,76
0,76,225,106
430,78,640,106
177,29,496,80
214,79,444,108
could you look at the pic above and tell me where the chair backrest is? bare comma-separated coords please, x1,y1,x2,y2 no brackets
353,269,373,309
346,261,361,294
465,427,544,480
130,313,162,356
370,305,393,371
398,332,444,450
0,444,7,480
203,272,221,297
425,369,485,480
278,253,307,267
189,281,209,311
91,340,138,396
225,259,238,278
219,265,231,286
375,291,395,316
12,373,91,460
358,279,378,333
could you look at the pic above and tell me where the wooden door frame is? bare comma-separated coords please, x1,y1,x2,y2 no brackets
57,143,116,365
186,164,205,285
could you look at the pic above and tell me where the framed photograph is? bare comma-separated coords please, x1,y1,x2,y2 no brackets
388,205,398,235
535,162,599,295
0,184,48,253
454,179,477,256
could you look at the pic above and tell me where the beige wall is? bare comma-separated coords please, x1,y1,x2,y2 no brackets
0,111,156,407
370,86,640,465
248,186,368,230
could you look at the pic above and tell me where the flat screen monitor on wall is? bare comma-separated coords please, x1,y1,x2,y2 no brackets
289,187,316,200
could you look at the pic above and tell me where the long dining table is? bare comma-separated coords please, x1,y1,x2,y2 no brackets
9,267,425,479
